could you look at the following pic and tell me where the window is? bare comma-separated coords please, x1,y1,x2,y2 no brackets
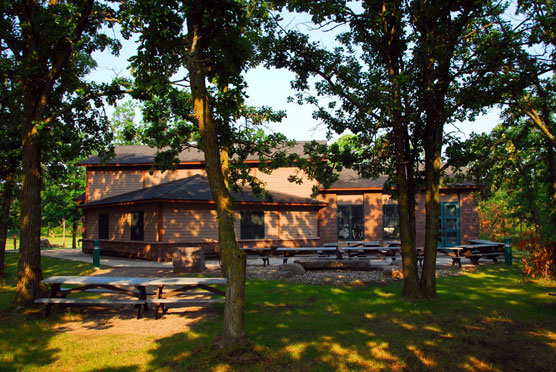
98,214,109,240
382,204,399,241
240,211,265,239
337,205,364,240
130,211,144,241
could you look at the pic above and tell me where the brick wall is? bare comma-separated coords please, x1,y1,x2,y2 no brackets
318,193,338,244
364,193,382,241
459,191,479,243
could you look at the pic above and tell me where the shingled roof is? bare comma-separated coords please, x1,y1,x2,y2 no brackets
77,142,321,166
323,168,475,190
81,174,326,208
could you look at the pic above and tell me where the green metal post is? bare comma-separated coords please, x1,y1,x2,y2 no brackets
504,237,512,265
93,240,100,268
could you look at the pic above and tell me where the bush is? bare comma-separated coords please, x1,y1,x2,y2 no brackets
519,232,556,279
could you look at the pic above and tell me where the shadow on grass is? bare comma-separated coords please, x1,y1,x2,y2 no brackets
0,254,97,372
145,264,556,371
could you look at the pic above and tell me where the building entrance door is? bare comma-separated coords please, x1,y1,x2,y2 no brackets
439,202,460,247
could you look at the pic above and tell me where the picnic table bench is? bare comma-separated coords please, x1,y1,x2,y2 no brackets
35,276,226,319
342,246,401,262
438,242,505,267
277,247,340,264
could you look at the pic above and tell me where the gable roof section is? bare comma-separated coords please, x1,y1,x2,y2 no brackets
81,174,326,208
77,142,321,166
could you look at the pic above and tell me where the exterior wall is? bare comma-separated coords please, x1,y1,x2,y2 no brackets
163,205,218,243
88,170,143,201
145,169,205,188
318,193,338,244
232,209,280,240
364,193,383,241
319,188,479,247
279,208,318,240
87,166,315,202
255,167,315,198
459,191,479,243
415,193,427,247
83,202,322,260
85,204,158,242
337,194,364,205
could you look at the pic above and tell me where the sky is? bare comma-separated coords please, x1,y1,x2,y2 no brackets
89,12,502,144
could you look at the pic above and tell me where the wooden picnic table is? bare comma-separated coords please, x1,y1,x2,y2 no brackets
438,243,505,267
35,276,226,319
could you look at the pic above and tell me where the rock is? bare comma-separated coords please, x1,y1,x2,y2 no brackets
278,270,295,279
40,238,51,248
172,247,205,273
382,266,404,279
279,263,306,275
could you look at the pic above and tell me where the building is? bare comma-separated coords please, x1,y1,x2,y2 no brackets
78,145,479,260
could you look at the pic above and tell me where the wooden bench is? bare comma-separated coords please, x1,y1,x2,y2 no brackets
147,298,225,319
34,298,148,318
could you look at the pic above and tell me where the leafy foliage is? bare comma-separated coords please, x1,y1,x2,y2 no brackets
519,232,556,280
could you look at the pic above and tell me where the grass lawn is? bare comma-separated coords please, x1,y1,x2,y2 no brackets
7,231,83,250
1,253,556,371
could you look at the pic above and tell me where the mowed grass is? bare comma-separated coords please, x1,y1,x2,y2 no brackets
1,253,556,371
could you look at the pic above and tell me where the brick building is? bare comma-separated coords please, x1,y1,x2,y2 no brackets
78,145,479,261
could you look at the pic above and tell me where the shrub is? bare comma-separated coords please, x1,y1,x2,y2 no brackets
519,232,556,279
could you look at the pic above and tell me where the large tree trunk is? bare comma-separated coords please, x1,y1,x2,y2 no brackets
186,4,250,354
14,109,44,307
380,0,421,297
421,138,441,297
0,175,15,278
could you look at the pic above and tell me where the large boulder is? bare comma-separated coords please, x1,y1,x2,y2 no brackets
40,238,51,249
172,247,205,273
279,263,306,276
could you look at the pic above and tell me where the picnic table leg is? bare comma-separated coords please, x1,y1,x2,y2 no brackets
154,285,166,319
44,283,62,318
136,285,147,319
451,257,462,268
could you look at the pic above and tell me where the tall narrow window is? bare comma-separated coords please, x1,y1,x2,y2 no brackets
382,204,399,241
240,211,265,239
131,211,144,241
337,205,364,240
98,214,109,240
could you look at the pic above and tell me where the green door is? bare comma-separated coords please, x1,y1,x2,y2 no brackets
439,202,460,247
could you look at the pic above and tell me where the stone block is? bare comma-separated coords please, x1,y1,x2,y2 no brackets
172,247,205,273
279,263,306,276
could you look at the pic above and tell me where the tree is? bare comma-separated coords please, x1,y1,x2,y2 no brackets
0,61,21,277
42,160,86,249
1,0,124,307
267,0,509,297
110,100,145,145
491,0,556,233
121,0,293,353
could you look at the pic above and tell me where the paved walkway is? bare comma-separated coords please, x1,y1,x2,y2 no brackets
34,248,479,269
